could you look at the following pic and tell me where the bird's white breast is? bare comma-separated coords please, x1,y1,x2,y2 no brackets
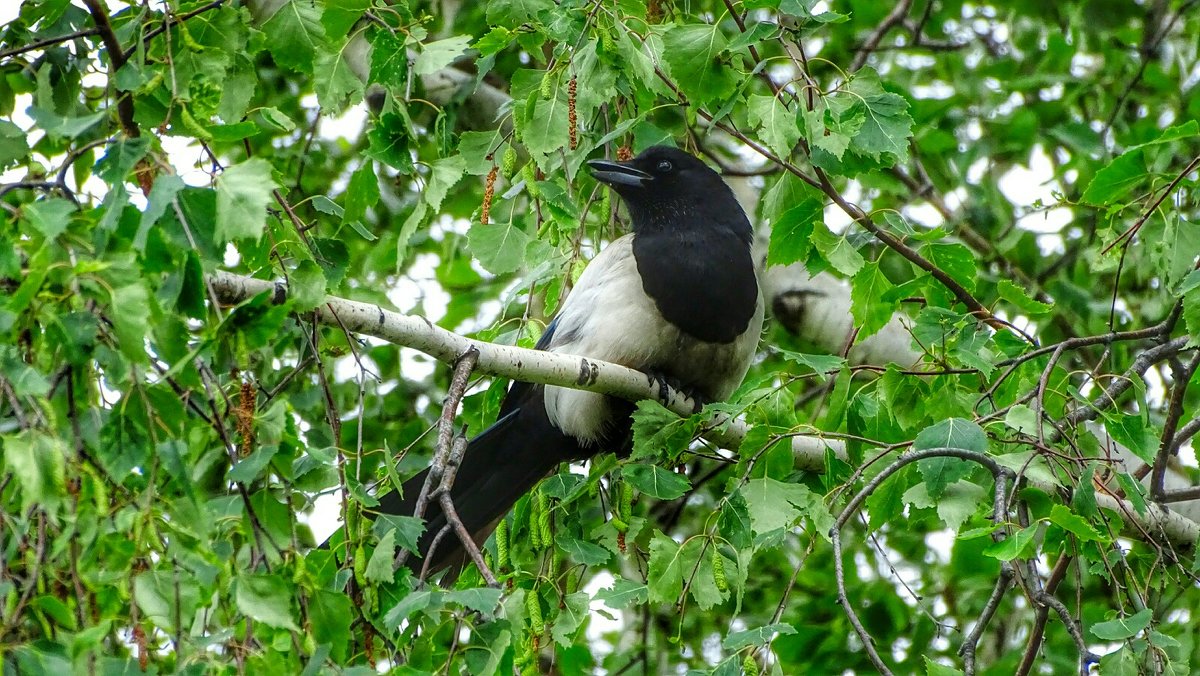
542,235,763,444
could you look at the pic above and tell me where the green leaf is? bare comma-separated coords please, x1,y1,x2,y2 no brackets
216,158,277,241
740,477,828,535
647,532,688,603
922,243,977,293
904,480,984,531
623,464,690,501
137,175,186,250
1047,504,1105,542
383,590,440,627
2,432,66,514
718,492,753,548
996,279,1053,315
1080,150,1144,206
235,574,299,630
835,68,913,162
314,43,364,111
811,221,864,276
557,534,610,565
662,24,739,105
774,349,846,375
866,465,909,531
444,587,503,613
630,400,697,461
322,0,369,38
540,472,584,500
261,0,327,74
0,347,49,397
766,198,821,267
851,261,896,339
1098,413,1157,464
342,162,379,227
597,578,648,609
722,623,797,651
914,418,988,453
521,92,570,160
487,0,553,23
227,445,278,483
1090,608,1153,641
424,155,467,211
22,198,74,240
747,94,801,159
365,112,415,173
289,260,327,312
923,657,965,676
109,283,152,363
473,27,514,57
913,418,986,498
373,515,426,554
309,590,353,663
0,119,30,168
1003,404,1040,435
369,29,408,85
467,221,530,275
981,523,1038,561
415,36,472,76
364,528,397,584
550,591,590,646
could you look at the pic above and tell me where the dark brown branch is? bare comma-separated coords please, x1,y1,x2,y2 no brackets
0,27,102,60
81,0,139,138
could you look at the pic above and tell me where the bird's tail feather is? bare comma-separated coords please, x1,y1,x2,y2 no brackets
376,398,583,577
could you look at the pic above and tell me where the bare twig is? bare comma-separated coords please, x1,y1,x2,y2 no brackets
435,434,499,586
1151,351,1200,498
1064,336,1192,427
398,348,480,569
1101,154,1200,255
849,0,913,71
1014,555,1074,676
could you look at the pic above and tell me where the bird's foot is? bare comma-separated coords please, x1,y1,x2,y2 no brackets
647,372,706,413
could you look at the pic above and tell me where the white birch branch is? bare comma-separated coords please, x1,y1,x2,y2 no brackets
207,271,842,471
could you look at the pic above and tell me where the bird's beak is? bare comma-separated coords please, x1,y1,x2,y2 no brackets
587,159,652,188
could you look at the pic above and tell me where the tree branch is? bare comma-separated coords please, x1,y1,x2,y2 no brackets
207,271,1200,550
206,270,844,469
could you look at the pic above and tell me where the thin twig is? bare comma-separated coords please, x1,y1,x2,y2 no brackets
848,0,913,71
436,434,499,586
1151,351,1200,498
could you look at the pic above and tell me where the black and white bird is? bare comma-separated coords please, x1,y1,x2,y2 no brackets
380,145,764,575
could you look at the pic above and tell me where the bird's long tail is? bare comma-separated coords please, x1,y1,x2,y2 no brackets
375,396,583,577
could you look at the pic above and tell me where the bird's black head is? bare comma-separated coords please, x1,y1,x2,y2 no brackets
587,146,751,240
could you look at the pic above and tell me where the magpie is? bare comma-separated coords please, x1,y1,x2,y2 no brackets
379,145,764,575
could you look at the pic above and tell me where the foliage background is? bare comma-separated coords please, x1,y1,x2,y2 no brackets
2,0,1200,674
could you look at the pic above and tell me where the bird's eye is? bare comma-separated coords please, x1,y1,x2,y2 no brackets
656,160,673,173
